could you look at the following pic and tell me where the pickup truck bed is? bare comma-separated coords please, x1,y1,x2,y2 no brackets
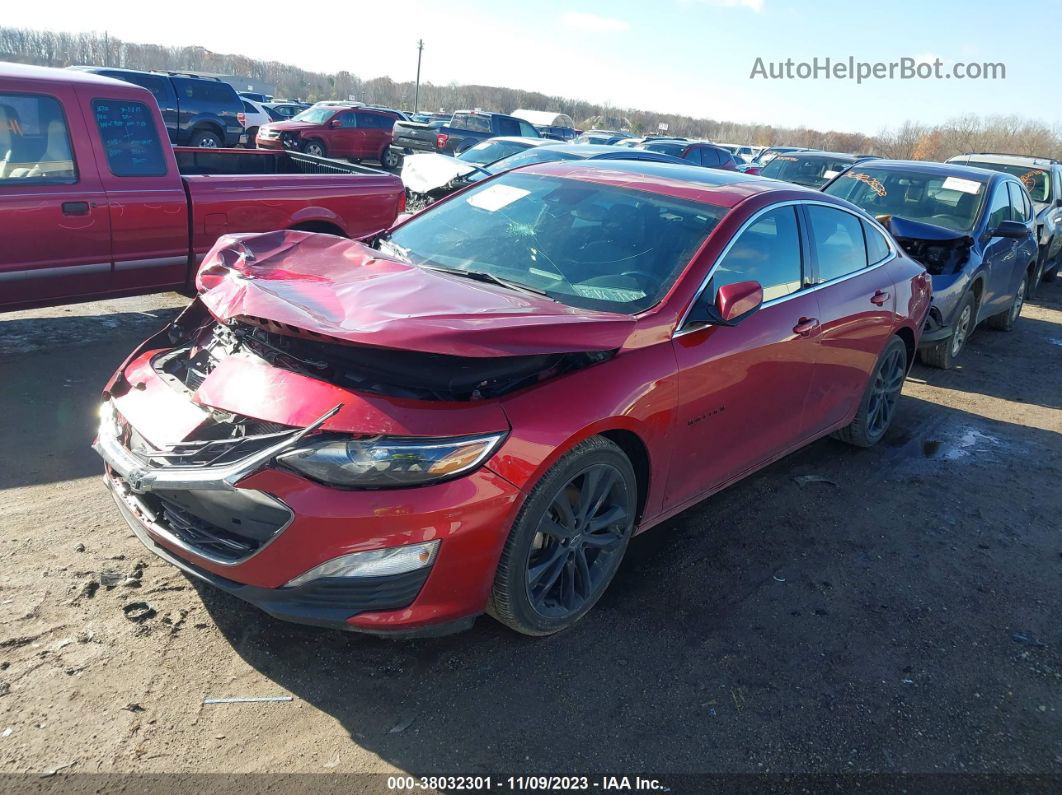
1,64,404,312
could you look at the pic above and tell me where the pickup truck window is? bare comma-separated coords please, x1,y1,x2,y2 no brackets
458,114,491,133
92,99,167,178
496,117,520,136
0,93,77,184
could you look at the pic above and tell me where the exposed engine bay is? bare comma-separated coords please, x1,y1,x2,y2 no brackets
877,214,973,276
154,300,614,403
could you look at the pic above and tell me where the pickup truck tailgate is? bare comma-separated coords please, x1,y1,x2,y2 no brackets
391,121,442,153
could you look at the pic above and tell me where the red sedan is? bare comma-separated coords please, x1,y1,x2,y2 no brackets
95,161,931,637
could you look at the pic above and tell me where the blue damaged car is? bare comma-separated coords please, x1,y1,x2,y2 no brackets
823,160,1038,369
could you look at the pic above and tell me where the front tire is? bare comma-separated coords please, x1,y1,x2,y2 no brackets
833,336,908,448
488,437,637,636
301,139,326,157
920,291,976,369
987,274,1026,331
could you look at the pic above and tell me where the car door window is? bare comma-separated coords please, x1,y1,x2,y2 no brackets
340,112,359,128
0,93,77,183
518,120,537,137
709,205,804,302
683,147,702,165
806,205,868,282
1007,182,1028,222
862,220,891,265
92,98,167,177
985,184,1011,232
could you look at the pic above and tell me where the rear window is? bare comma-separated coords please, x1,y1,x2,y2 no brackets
643,142,685,157
92,99,167,177
451,114,492,133
966,161,1053,203
761,155,856,188
0,92,77,184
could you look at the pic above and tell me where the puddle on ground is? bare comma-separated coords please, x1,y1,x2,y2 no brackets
921,426,1003,461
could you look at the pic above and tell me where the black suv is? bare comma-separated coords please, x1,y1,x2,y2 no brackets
68,67,244,148
947,153,1062,288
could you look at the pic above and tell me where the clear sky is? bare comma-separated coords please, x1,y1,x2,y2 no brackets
5,0,1057,134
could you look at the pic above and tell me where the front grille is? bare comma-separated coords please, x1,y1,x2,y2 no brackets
124,484,293,564
121,414,299,470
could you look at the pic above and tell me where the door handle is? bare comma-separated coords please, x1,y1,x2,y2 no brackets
870,289,890,306
61,201,90,216
793,317,820,336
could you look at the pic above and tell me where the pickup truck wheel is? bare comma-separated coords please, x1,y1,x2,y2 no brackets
381,148,401,169
1043,256,1059,282
244,127,258,148
987,275,1026,331
301,140,326,157
833,336,908,448
919,291,976,369
488,436,636,636
190,130,222,148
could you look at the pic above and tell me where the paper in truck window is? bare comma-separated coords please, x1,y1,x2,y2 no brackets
941,176,982,195
822,169,840,180
466,184,529,212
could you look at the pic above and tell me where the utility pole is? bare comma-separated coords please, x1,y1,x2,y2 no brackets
414,39,424,113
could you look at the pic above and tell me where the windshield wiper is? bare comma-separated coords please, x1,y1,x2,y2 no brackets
422,264,553,299
376,237,411,263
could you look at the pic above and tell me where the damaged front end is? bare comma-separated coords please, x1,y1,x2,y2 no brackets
156,301,615,402
878,215,973,276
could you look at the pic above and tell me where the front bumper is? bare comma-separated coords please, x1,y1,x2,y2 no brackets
94,394,522,635
919,304,951,344
103,476,463,635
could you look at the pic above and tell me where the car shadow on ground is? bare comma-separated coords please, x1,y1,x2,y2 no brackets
194,393,1061,775
0,308,181,490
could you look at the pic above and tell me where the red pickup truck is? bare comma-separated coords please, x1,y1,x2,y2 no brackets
0,64,405,311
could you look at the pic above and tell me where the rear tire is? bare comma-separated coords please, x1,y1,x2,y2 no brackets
189,129,222,148
244,127,258,148
833,336,908,448
381,147,401,169
301,139,326,157
488,437,636,636
987,274,1026,331
919,291,976,369
1043,256,1059,282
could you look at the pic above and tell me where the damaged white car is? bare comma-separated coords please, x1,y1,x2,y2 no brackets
401,136,554,209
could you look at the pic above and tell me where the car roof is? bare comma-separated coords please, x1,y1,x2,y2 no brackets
522,159,818,208
476,136,554,146
772,151,868,162
844,159,1010,182
947,153,1060,168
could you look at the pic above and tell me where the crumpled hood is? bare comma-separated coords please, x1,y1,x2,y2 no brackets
195,230,635,357
261,119,317,133
401,153,477,194
878,215,972,244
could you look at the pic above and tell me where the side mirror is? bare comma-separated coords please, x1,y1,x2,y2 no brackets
329,119,343,128
992,220,1029,239
689,280,764,328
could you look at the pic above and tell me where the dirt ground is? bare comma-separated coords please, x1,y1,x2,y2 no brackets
0,281,1059,784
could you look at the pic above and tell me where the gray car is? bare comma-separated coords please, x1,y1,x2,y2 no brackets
947,153,1062,290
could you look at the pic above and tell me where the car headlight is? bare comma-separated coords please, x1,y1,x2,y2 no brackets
276,433,506,488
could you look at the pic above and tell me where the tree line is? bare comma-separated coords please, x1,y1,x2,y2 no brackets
3,25,1060,160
